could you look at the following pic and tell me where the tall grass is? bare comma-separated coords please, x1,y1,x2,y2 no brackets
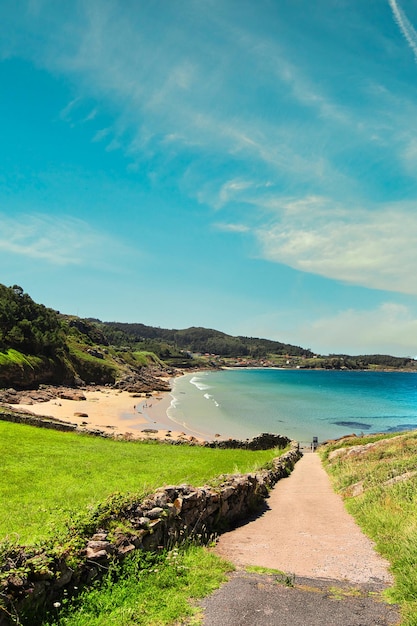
0,421,281,545
322,431,417,625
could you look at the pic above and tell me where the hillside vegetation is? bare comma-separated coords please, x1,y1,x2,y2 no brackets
321,432,417,624
0,282,415,389
89,321,417,370
95,320,313,359
0,285,173,389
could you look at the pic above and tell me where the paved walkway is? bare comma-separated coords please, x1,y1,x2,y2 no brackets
215,452,392,583
200,571,400,625
200,452,400,625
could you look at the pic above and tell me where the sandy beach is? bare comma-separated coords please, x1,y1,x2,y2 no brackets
13,387,211,444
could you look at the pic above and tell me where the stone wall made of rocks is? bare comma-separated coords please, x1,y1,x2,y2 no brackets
0,409,78,432
0,443,301,626
0,408,292,450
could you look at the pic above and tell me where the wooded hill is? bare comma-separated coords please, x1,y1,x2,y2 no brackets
0,284,166,389
92,320,313,359
91,322,417,371
0,283,416,389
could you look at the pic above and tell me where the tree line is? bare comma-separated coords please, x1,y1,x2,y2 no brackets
94,321,314,358
0,284,414,370
0,284,66,357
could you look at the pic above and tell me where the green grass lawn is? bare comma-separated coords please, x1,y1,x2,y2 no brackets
321,431,417,625
0,421,282,545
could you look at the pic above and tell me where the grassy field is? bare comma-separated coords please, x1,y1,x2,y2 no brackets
321,431,417,625
0,421,283,545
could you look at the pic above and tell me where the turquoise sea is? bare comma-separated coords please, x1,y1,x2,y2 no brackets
166,369,417,443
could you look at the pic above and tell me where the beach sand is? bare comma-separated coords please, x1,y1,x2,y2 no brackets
13,387,211,444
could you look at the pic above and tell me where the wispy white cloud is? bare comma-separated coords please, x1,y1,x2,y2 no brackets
271,52,350,125
3,0,416,204
389,0,417,63
92,127,111,142
82,108,97,123
214,222,250,233
0,213,129,268
255,196,417,295
295,303,417,357
215,179,263,209
2,1,417,306
60,98,98,127
0,1,356,189
233,302,417,357
59,97,81,121
401,136,417,174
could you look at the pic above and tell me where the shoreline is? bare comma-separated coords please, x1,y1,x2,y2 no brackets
10,385,213,444
136,391,218,442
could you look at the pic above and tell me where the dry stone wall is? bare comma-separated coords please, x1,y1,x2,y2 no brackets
0,443,301,625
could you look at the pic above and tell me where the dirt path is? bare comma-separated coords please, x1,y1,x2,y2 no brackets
215,451,393,584
200,452,400,625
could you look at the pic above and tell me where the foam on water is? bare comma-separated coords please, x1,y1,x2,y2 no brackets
189,375,211,391
167,369,417,442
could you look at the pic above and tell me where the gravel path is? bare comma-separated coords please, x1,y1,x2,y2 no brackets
200,452,400,625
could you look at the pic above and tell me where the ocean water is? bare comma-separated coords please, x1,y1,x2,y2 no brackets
166,368,417,443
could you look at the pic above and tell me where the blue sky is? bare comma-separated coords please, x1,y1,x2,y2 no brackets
1,0,417,357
